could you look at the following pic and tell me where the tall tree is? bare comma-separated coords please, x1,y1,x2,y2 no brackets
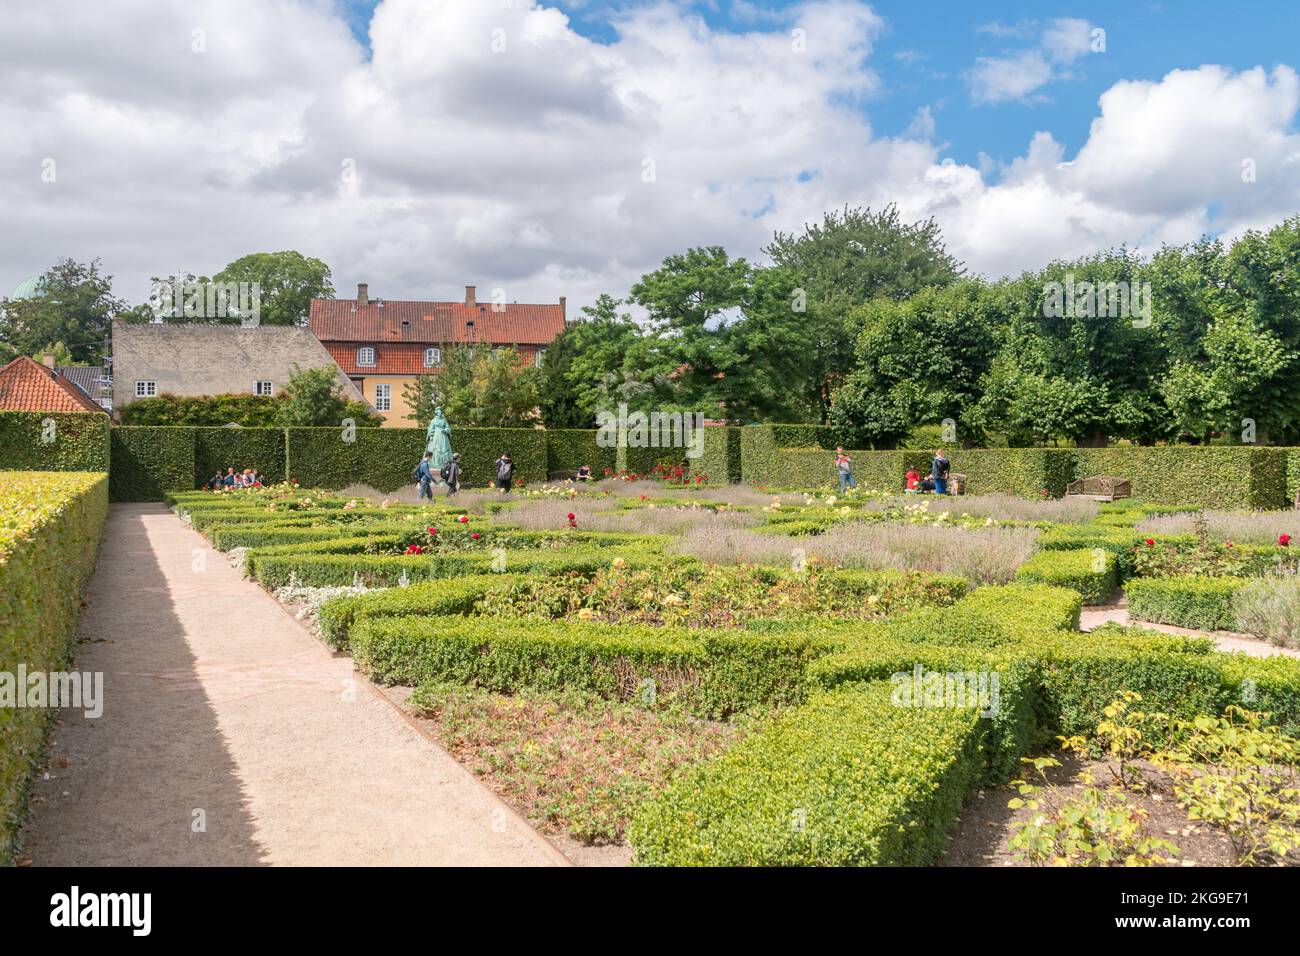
765,204,965,420
213,251,334,326
538,295,642,427
277,365,349,426
0,258,126,364
404,345,541,427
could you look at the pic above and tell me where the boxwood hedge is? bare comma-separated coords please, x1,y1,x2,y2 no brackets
1014,548,1118,604
110,426,197,501
0,472,109,862
0,412,109,472
1125,576,1249,631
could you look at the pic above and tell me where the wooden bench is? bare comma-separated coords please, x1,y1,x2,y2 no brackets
1066,475,1131,502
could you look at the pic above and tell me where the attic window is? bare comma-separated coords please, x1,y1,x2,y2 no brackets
357,347,376,366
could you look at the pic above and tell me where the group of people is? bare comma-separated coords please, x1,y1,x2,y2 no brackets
834,447,953,495
414,451,516,499
205,466,263,490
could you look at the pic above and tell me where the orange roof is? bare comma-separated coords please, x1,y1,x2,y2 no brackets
326,341,542,376
309,298,565,346
0,356,108,414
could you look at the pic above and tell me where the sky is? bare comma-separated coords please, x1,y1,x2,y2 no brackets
1,0,1298,316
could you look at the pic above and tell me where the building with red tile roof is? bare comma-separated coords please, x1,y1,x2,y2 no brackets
308,284,567,425
0,355,109,415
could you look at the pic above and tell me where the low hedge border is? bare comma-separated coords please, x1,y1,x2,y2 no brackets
1014,548,1117,604
0,412,109,471
1125,576,1249,631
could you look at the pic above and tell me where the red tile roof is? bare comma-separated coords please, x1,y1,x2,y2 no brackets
0,356,109,414
326,342,542,376
308,298,565,346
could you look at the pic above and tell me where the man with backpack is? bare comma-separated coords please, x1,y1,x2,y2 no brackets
441,453,462,496
414,452,435,500
495,452,514,494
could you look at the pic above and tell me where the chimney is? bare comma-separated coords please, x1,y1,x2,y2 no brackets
42,352,55,368
559,296,566,320
465,285,476,307
357,283,369,307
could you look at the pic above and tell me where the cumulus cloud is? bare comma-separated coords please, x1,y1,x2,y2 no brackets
967,17,1097,104
0,0,1297,319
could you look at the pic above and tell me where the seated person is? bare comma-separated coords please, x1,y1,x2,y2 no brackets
249,468,262,487
240,468,254,487
208,470,225,490
223,467,237,487
905,467,921,492
575,464,592,482
919,477,936,493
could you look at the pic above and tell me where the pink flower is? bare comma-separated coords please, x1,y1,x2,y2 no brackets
471,532,481,540
427,526,438,535
458,515,469,524
405,543,424,555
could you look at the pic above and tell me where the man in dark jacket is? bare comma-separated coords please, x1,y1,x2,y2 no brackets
415,452,435,500
495,452,514,494
442,453,462,496
932,449,951,496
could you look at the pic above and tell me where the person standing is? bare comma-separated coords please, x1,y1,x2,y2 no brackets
835,447,856,494
443,453,462,496
416,452,435,500
495,452,514,494
932,449,951,496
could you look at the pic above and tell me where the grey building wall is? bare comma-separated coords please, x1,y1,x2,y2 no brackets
111,320,368,415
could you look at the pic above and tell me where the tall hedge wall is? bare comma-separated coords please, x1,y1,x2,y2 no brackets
193,427,286,486
110,427,197,502
697,426,743,485
0,412,110,471
544,429,616,477
1073,446,1286,509
0,472,109,861
285,427,549,491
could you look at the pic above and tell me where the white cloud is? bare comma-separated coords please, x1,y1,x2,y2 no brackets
0,0,1297,321
967,17,1097,104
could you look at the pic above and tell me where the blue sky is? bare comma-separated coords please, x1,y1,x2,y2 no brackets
339,0,1300,170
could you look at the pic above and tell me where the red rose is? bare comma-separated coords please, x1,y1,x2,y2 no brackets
1225,542,1234,548
1280,534,1291,546
1144,538,1154,546
567,513,576,520
458,515,469,523
471,532,481,540
427,526,437,535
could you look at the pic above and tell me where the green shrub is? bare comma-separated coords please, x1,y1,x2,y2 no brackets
1126,576,1248,631
1014,548,1117,604
284,426,548,490
0,472,109,862
1074,446,1286,510
627,681,987,866
110,427,196,501
0,412,109,471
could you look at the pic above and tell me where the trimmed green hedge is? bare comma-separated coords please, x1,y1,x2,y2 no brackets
285,427,548,491
110,427,196,501
193,427,286,486
544,429,615,477
1126,576,1248,631
0,412,109,471
628,681,986,866
1014,548,1118,604
1074,446,1286,509
0,472,109,862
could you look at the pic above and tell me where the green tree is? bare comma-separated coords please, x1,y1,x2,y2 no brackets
277,365,350,426
404,345,540,427
0,258,126,364
28,341,82,366
540,294,644,426
213,251,334,326
765,204,965,420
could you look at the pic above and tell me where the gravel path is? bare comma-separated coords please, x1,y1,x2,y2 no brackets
19,504,567,867
1079,601,1300,658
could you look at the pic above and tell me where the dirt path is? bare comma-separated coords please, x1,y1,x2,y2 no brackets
1080,600,1300,658
18,504,568,867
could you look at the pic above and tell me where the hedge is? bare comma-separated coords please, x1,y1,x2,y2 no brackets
109,426,196,501
544,429,616,477
193,427,286,486
627,682,987,866
1014,548,1118,604
1073,446,1286,510
0,472,109,862
0,411,109,471
1125,576,1249,631
285,427,548,491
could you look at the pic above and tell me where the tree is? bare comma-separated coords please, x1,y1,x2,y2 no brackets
213,251,334,326
404,346,541,427
628,247,819,422
828,281,1006,447
765,204,965,420
0,258,126,364
28,341,82,366
277,365,350,426
539,294,643,427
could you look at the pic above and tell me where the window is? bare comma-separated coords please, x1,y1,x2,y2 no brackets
534,349,545,368
375,383,391,412
135,380,156,398
254,380,273,396
424,347,441,367
492,347,503,361
357,347,376,366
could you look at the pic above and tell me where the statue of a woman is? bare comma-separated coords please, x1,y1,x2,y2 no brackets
426,407,453,475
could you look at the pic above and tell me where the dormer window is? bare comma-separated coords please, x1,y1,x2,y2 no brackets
357,347,376,366
424,347,441,367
